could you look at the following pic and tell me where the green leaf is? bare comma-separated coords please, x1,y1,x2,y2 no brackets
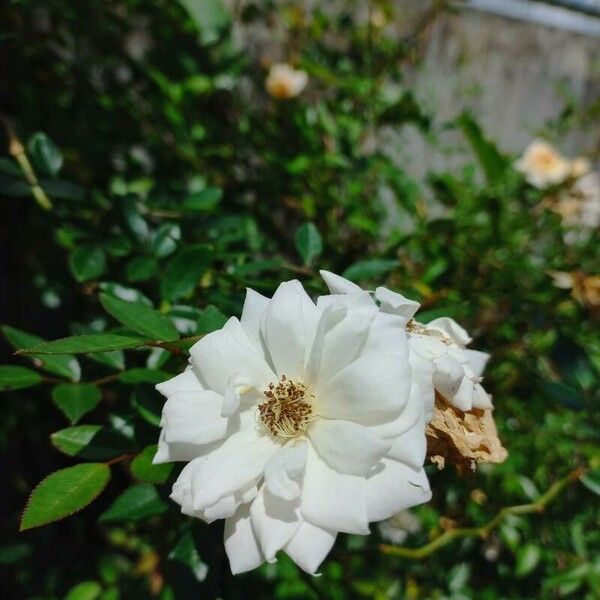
125,256,158,282
51,425,134,459
515,543,541,577
100,294,178,342
196,305,228,334
52,384,102,424
231,258,283,277
378,91,430,130
0,157,23,178
169,531,208,582
152,223,181,258
457,112,509,186
342,259,398,282
178,0,231,45
98,282,152,306
118,368,170,385
87,350,125,371
121,196,150,243
183,187,223,211
130,445,173,484
294,223,323,266
20,463,110,531
41,180,86,202
103,235,132,258
2,325,81,381
0,365,42,392
69,245,106,282
28,132,63,177
18,334,148,355
99,484,167,523
581,469,600,496
538,380,586,410
64,581,102,600
160,246,208,301
133,388,162,427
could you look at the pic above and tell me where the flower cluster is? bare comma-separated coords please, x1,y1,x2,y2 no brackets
154,272,504,574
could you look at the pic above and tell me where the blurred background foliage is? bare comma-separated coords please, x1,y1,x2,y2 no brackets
1,0,599,598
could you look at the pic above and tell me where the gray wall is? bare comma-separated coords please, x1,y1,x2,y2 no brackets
394,6,600,178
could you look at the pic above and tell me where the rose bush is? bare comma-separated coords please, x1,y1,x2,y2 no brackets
1,0,599,598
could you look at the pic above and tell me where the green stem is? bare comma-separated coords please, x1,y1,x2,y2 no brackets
380,468,585,560
5,124,53,211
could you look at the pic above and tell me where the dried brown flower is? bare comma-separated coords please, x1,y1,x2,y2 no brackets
426,392,508,473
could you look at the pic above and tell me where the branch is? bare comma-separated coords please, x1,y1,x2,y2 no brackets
380,468,585,560
3,120,53,211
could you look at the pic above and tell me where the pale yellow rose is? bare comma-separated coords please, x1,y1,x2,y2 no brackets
265,63,308,100
515,139,571,189
570,156,591,180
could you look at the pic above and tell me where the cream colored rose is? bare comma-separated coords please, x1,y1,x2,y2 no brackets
265,63,308,100
570,157,590,180
515,139,571,189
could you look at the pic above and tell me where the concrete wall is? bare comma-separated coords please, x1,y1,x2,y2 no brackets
392,5,600,177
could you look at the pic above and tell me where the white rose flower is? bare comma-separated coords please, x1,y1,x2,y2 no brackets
265,63,308,100
320,271,493,422
155,280,431,574
515,139,571,189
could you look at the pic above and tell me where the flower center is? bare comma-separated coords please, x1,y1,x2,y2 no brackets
258,375,314,439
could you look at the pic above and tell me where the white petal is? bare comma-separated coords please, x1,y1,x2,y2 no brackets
363,312,410,355
203,495,237,521
189,317,275,396
316,290,375,312
432,353,465,400
284,521,337,574
260,280,319,379
306,301,375,387
300,442,369,534
371,364,426,442
408,349,436,423
387,414,427,469
250,486,301,561
155,367,203,397
304,304,346,385
409,333,448,362
428,317,472,346
320,270,363,294
465,349,489,379
472,382,493,410
240,288,270,348
153,429,214,464
451,376,475,411
169,427,278,518
190,430,279,511
162,390,228,446
309,419,390,476
375,287,420,322
264,443,307,501
366,459,431,521
317,351,410,425
224,505,265,574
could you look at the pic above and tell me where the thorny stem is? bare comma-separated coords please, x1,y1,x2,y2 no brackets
3,120,53,211
379,468,586,560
